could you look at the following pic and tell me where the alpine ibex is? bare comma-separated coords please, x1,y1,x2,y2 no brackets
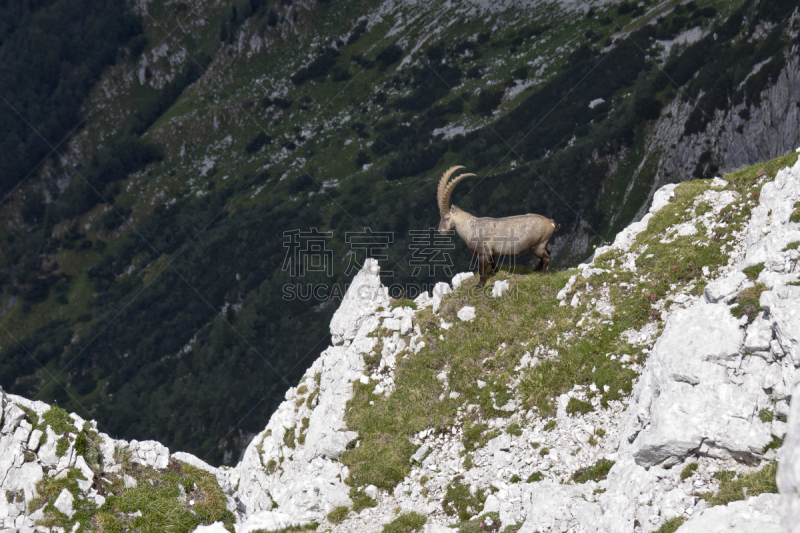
437,166,560,287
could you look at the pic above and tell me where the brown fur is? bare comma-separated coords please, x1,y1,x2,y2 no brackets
437,166,559,286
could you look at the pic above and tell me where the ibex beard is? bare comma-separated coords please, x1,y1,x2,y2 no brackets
436,166,560,287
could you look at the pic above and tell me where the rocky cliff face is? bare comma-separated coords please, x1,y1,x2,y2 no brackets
2,154,800,532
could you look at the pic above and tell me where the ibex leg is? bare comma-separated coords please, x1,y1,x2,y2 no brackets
532,243,551,274
478,254,490,287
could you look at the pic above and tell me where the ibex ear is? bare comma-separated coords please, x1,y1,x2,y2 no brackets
450,205,456,214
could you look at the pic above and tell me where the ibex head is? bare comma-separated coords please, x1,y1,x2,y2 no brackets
437,166,475,233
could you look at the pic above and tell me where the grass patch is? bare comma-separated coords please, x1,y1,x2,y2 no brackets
283,426,296,449
758,409,773,423
542,420,557,432
571,459,614,484
327,506,349,524
730,283,767,322
526,471,543,482
784,241,800,251
791,202,800,224
462,422,501,453
653,517,686,533
506,422,523,436
680,462,699,481
350,487,379,513
30,460,233,533
42,405,77,435
456,511,502,533
390,298,418,310
443,477,486,522
763,435,783,453
382,512,427,533
709,462,778,506
566,397,594,416
742,263,765,281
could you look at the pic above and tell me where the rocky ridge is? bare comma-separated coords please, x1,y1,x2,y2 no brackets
2,154,800,532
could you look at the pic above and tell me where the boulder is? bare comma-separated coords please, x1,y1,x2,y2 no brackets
492,280,510,298
191,522,230,533
451,272,474,289
622,303,771,467
704,271,750,304
431,282,452,313
238,511,301,533
674,493,781,533
457,306,476,322
53,488,75,518
330,258,388,345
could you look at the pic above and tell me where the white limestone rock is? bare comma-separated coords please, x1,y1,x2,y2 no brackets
431,282,452,314
457,306,476,322
771,296,800,367
704,271,751,304
650,183,678,214
451,272,473,289
411,445,431,464
621,303,771,467
53,489,75,518
238,511,301,533
171,452,218,475
73,456,94,492
674,493,781,533
364,485,379,500
127,440,170,470
233,260,387,523
413,290,432,308
491,280,510,298
778,361,800,532
744,315,773,353
330,259,389,345
517,481,601,533
191,522,230,533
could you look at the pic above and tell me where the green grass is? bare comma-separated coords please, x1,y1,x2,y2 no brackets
785,241,800,251
506,422,523,436
709,462,778,506
42,405,77,435
30,457,234,533
390,298,418,310
253,525,319,533
327,506,350,524
526,471,543,483
456,511,502,533
742,263,765,281
382,512,427,533
443,477,487,522
566,397,594,416
731,284,767,321
351,487,379,513
571,459,614,484
680,462,699,481
791,202,800,224
652,517,686,533
763,435,783,453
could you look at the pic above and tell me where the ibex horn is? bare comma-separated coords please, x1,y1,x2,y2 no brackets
439,169,475,214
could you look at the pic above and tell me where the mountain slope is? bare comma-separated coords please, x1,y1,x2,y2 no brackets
1,0,799,465
1,151,798,532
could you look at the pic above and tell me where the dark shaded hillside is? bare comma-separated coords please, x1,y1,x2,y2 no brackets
0,0,144,199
